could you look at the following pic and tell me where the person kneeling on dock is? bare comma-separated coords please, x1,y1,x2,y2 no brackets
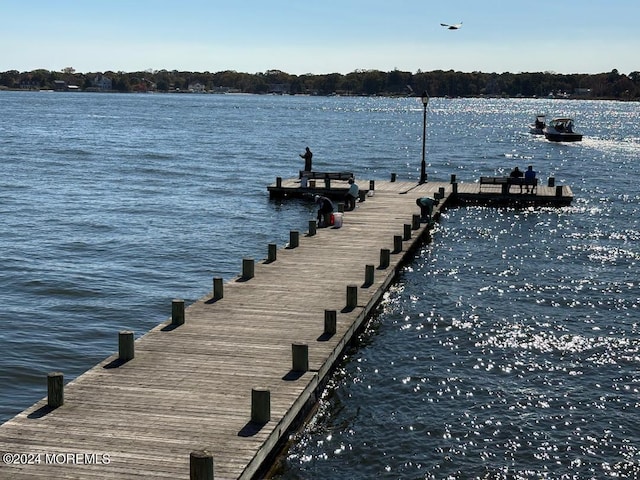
315,195,335,227
416,197,439,222
344,177,359,211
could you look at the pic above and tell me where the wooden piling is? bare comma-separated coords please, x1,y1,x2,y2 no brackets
47,372,64,408
403,224,412,241
118,330,135,361
380,248,390,268
365,264,375,286
190,450,214,480
346,284,358,309
172,299,185,326
251,388,270,424
289,231,299,248
393,235,403,253
242,258,255,279
412,214,421,230
324,310,337,335
213,277,223,300
291,343,309,372
268,243,277,262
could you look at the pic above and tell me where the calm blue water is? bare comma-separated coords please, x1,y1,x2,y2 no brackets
1,92,639,479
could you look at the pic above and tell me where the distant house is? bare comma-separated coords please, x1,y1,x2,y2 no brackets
53,80,67,91
188,82,206,93
92,74,113,91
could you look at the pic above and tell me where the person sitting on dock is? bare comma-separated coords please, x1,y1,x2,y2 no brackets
344,177,359,211
524,165,537,193
300,146,313,171
509,166,523,178
416,197,439,223
509,166,524,192
315,195,334,227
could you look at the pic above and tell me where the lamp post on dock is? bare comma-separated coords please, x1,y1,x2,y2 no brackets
419,90,429,184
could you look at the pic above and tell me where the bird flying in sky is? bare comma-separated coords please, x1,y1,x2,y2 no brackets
440,22,463,30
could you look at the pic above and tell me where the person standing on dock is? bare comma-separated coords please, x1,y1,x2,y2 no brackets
315,195,334,227
300,146,313,171
524,165,537,193
345,177,359,211
416,197,439,222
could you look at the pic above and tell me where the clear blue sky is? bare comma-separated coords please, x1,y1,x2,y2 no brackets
2,0,638,75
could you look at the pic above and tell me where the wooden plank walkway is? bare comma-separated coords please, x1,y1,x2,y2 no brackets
0,180,448,480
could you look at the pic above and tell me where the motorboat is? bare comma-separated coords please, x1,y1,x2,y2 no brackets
543,118,583,142
529,114,546,135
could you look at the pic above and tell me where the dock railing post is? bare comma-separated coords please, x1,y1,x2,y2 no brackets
380,248,390,268
308,220,317,236
47,372,64,408
324,309,337,335
292,343,309,372
172,299,185,326
365,264,375,286
403,224,412,241
242,258,255,280
346,284,358,309
412,214,421,230
289,230,299,248
213,277,223,300
268,243,277,262
393,235,403,254
190,450,214,480
119,330,135,361
251,388,271,424
276,177,282,188
555,185,563,197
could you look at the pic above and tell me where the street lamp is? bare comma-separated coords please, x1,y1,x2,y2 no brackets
419,90,429,184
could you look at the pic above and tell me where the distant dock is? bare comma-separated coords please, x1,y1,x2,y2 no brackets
0,174,572,479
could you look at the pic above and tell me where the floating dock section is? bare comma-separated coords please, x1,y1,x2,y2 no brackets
0,176,572,479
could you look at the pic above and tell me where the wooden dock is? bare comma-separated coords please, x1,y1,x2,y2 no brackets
0,177,572,479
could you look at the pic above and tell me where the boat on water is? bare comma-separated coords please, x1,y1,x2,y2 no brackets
543,118,583,142
529,114,546,135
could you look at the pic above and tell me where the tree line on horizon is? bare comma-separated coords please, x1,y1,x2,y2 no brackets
1,67,639,99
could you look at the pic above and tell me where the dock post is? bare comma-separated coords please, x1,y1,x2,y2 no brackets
276,177,282,188
324,309,337,335
438,187,446,198
380,248,390,268
452,182,458,194
118,330,135,361
172,299,185,326
308,220,317,236
346,284,358,309
267,243,277,262
393,235,403,253
403,224,412,241
391,173,396,182
213,277,223,300
292,343,309,372
242,258,255,279
251,388,271,423
190,450,214,480
324,178,331,189
548,177,555,187
47,372,64,408
555,185,563,197
412,214,421,230
365,264,375,286
450,174,456,184
369,180,375,191
289,230,299,248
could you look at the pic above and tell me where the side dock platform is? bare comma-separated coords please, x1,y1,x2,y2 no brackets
0,177,572,479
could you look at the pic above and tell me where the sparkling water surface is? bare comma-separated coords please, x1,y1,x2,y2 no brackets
1,92,639,479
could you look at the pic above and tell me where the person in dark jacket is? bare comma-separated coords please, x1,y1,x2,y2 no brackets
315,195,334,227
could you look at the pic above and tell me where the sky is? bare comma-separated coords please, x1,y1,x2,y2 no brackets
1,0,638,76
